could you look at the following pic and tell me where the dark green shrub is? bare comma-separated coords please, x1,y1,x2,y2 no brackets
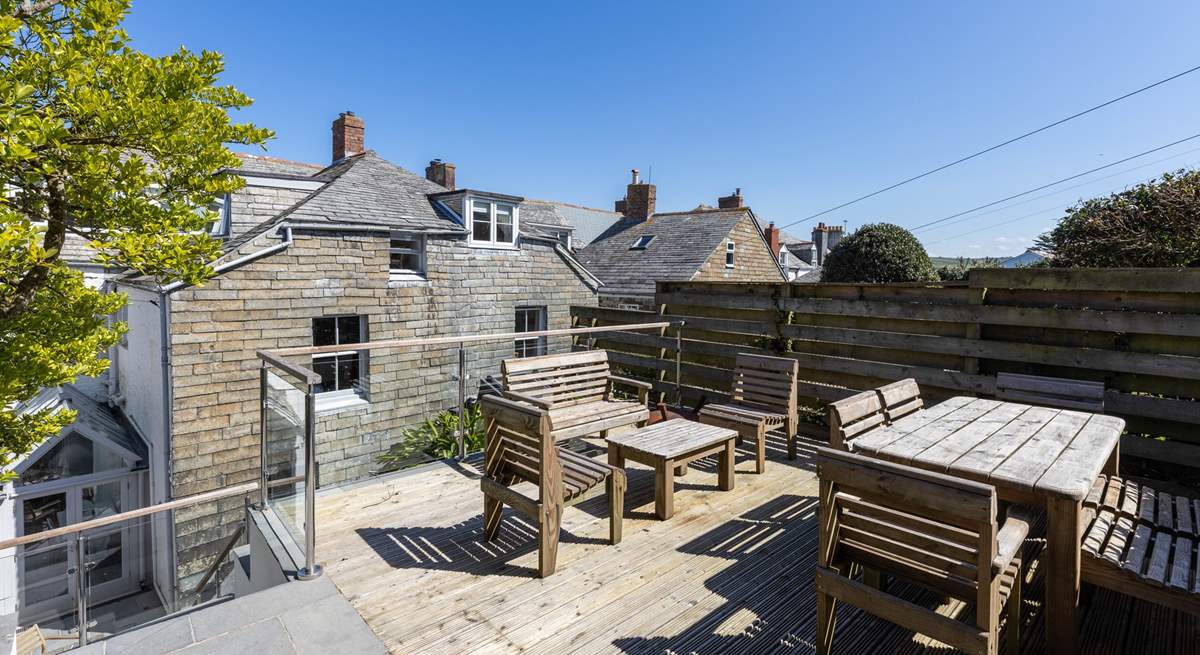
820,223,938,283
376,402,484,471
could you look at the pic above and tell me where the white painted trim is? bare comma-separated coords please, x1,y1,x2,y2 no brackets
466,195,520,248
240,174,325,191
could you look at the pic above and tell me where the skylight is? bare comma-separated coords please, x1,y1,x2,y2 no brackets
630,235,655,250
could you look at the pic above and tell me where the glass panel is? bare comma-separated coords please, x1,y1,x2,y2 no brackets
22,544,69,607
312,357,336,394
495,204,513,243
19,434,131,485
312,317,336,347
472,200,491,241
264,371,308,555
337,316,361,344
336,354,360,392
79,515,168,639
390,236,419,250
391,252,420,271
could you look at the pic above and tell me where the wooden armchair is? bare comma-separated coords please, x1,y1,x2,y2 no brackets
876,378,924,423
501,350,651,441
480,395,626,577
827,390,885,451
815,447,1029,655
697,353,799,473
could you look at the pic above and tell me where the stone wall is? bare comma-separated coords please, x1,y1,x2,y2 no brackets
693,214,786,284
227,184,311,239
166,229,597,582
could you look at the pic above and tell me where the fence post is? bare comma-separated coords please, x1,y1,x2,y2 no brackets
75,535,88,647
296,383,322,581
456,342,466,459
963,280,986,379
258,364,269,509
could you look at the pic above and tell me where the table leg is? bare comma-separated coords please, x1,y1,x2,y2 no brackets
719,439,735,491
607,444,624,469
1046,496,1082,655
1103,441,1120,477
675,463,688,477
655,457,674,520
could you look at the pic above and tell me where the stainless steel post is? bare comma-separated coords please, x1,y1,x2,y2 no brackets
296,384,322,580
75,535,88,647
257,364,268,509
675,322,684,408
456,342,467,459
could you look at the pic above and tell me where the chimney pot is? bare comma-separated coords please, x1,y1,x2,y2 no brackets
631,169,640,185
619,169,655,220
425,159,456,190
331,111,365,163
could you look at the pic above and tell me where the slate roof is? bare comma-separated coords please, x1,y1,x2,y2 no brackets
577,207,753,297
14,374,146,468
233,153,325,177
521,200,622,247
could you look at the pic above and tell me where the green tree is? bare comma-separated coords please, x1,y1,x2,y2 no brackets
0,0,270,472
1036,169,1200,268
821,223,939,283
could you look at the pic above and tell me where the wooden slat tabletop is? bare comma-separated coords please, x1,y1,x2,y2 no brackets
851,397,1125,501
607,418,737,459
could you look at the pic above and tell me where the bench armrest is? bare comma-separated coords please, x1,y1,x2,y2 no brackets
502,390,554,410
992,505,1035,575
607,375,651,405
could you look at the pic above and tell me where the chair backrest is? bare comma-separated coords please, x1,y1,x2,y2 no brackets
501,350,612,408
481,395,561,503
876,378,924,423
995,372,1104,412
815,447,999,627
828,390,885,450
730,353,798,415
14,625,47,655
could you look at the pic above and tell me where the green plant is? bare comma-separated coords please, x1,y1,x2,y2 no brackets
1035,168,1200,267
820,223,938,284
376,402,485,469
0,0,269,472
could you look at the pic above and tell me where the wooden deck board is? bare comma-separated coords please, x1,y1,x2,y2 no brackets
313,435,1198,654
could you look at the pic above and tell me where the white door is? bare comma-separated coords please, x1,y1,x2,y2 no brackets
18,474,143,622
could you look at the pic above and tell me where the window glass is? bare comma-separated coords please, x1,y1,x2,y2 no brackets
20,434,126,486
726,241,736,267
495,204,514,243
514,306,547,358
312,317,337,347
472,201,491,241
631,235,654,250
312,316,366,395
389,234,424,274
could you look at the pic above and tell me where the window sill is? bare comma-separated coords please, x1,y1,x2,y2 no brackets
388,273,430,287
315,393,369,416
467,242,520,251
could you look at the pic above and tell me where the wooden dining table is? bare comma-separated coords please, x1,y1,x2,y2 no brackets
848,395,1126,655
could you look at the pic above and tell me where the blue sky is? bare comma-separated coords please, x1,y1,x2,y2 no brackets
125,1,1200,257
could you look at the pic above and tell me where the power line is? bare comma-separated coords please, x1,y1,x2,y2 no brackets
908,133,1200,232
780,64,1200,230
912,144,1200,234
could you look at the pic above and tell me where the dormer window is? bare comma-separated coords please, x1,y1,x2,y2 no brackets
631,235,655,250
196,193,230,237
389,232,425,280
469,198,518,247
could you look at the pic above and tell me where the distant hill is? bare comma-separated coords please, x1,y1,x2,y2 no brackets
929,256,1008,268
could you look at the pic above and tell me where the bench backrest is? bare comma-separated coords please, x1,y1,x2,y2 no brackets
996,372,1104,412
828,390,885,450
730,353,798,416
815,447,999,627
481,395,560,503
501,350,612,408
876,378,924,423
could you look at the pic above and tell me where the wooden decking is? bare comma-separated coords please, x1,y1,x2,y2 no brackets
314,435,1199,654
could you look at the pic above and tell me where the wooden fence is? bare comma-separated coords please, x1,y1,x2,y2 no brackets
570,268,1200,466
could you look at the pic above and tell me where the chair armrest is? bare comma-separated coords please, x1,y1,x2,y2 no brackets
608,375,651,405
992,505,1035,574
502,390,553,410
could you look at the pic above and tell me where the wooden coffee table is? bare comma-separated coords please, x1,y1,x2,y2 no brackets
606,419,738,520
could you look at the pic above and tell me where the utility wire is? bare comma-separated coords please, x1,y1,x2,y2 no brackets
908,133,1200,232
912,144,1200,234
780,64,1200,230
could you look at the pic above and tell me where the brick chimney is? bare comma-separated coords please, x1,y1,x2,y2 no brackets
619,169,656,220
764,222,781,258
718,188,744,209
425,159,456,190
331,111,365,162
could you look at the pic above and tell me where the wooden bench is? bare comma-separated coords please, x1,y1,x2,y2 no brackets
501,350,651,441
828,390,885,451
697,353,799,473
1080,474,1200,616
815,447,1029,655
995,372,1104,412
480,395,625,578
876,378,924,423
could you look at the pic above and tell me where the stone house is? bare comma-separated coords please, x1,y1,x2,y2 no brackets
577,175,787,309
108,112,603,593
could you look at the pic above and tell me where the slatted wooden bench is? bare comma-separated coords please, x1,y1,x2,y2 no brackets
480,395,625,578
876,378,924,423
1080,474,1200,615
828,390,885,451
697,353,799,473
995,372,1105,412
501,350,651,441
815,447,1029,655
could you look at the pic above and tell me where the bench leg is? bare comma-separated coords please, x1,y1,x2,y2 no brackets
816,586,837,655
862,568,881,590
674,463,688,476
754,425,766,474
719,439,735,491
655,458,675,520
788,432,797,461
483,495,502,542
1006,560,1022,655
607,470,625,544
538,501,562,578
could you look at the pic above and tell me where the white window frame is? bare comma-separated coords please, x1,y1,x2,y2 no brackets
726,240,736,268
311,315,369,412
514,306,548,358
388,232,426,281
631,235,655,250
467,196,519,248
206,193,231,237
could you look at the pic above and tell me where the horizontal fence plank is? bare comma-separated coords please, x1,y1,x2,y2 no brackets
969,267,1200,293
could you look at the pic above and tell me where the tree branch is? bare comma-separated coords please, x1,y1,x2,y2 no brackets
12,0,60,18
0,176,65,321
